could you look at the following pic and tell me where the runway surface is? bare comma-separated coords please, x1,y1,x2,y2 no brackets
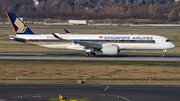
0,53,180,61
0,85,180,101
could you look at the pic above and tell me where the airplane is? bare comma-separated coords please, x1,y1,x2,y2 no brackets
52,33,175,57
6,12,175,57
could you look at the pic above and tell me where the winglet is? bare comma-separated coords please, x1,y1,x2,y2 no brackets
6,12,34,35
63,28,71,34
52,33,61,39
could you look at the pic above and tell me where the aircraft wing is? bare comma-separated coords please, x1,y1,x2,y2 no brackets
52,33,102,49
73,40,102,49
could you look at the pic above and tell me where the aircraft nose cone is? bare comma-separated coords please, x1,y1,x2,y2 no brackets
170,43,175,49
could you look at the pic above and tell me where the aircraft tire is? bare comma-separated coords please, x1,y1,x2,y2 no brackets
85,52,96,57
90,52,96,57
85,53,89,57
162,54,165,57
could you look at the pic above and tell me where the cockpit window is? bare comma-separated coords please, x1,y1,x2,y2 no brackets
166,39,171,42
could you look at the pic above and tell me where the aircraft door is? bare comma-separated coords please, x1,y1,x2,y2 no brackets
156,38,159,44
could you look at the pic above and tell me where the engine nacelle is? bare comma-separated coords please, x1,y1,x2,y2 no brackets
101,45,119,55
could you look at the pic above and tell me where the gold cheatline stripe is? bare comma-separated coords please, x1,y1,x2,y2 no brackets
26,41,72,45
6,12,17,35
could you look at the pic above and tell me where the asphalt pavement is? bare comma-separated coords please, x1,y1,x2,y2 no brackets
0,85,180,101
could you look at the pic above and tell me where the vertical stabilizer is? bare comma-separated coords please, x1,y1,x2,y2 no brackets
6,12,34,34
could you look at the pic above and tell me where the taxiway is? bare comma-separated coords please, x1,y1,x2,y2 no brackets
0,53,180,61
0,85,180,101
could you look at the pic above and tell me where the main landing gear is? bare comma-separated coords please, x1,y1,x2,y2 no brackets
85,48,96,57
85,52,96,57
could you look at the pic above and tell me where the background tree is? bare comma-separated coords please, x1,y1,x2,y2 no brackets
1,0,180,23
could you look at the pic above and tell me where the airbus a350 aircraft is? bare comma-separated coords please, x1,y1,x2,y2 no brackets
6,12,175,57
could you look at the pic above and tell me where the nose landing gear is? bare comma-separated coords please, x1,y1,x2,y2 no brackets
162,50,167,57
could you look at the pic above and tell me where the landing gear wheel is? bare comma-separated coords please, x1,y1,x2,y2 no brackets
85,53,89,57
85,52,96,57
90,52,96,57
162,54,165,57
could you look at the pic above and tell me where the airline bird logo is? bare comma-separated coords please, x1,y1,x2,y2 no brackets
14,18,27,33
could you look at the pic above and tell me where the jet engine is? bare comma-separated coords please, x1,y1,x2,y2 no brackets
101,45,119,55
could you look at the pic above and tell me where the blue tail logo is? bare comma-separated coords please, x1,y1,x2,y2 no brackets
6,12,34,34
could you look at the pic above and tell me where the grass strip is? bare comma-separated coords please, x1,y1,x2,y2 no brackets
1,80,180,85
0,60,180,85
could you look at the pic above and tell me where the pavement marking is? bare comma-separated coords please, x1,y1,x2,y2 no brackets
13,96,23,99
32,96,41,98
104,86,109,91
120,96,131,101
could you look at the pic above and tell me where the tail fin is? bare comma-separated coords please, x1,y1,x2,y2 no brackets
6,12,34,35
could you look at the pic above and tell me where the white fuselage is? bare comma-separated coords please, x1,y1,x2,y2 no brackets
10,34,175,51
